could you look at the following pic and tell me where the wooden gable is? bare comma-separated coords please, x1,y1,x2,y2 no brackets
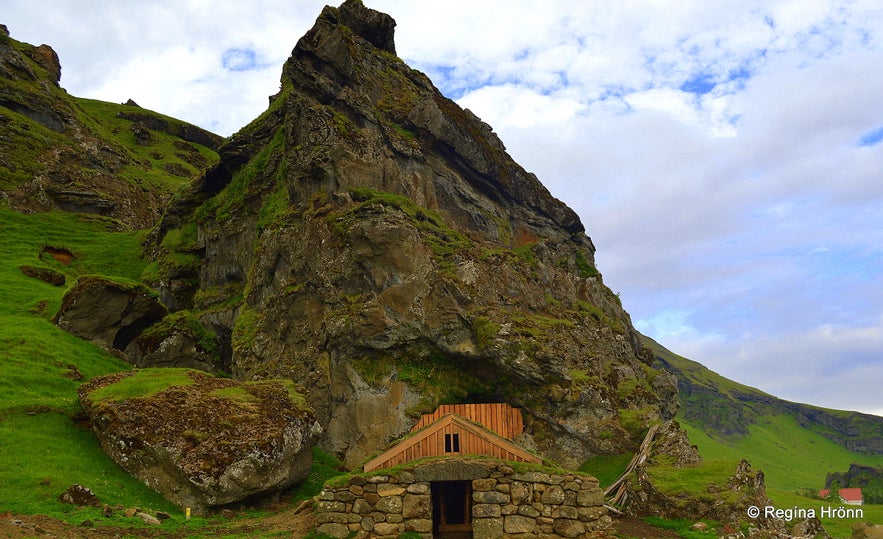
410,402,525,440
363,413,541,472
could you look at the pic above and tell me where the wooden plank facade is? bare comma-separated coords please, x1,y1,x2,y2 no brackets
410,402,525,440
363,404,540,472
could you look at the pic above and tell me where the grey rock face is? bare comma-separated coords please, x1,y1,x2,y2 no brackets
54,276,168,352
53,276,217,371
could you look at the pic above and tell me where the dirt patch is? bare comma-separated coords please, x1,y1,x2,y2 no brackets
41,245,75,265
19,264,66,286
0,513,167,538
612,516,683,539
1,507,681,538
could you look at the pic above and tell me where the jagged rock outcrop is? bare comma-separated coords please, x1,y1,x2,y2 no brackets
54,276,169,353
54,277,218,371
627,453,770,528
147,0,678,469
618,426,826,538
78,369,321,514
0,25,221,229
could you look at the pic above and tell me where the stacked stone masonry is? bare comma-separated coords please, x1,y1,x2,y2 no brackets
316,458,612,538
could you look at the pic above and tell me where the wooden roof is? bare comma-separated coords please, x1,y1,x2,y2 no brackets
363,412,541,472
410,403,525,440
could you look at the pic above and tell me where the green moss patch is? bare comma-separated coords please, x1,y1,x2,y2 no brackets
83,368,195,404
196,128,284,224
351,350,493,411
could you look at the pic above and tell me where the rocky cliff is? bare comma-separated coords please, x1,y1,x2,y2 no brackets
0,24,221,229
148,0,678,469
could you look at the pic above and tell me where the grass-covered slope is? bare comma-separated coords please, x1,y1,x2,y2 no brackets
0,206,343,533
642,335,883,536
0,207,178,519
647,334,883,453
1,27,221,229
677,417,883,537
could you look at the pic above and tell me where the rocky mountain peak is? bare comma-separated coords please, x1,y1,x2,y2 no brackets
1,24,59,85
269,0,586,244
334,0,397,54
144,0,679,469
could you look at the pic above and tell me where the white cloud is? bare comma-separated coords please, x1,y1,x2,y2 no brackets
458,85,585,130
691,316,883,414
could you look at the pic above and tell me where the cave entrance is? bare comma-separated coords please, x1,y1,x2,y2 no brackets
431,480,472,538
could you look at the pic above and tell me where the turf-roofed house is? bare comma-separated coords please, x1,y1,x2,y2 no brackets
316,403,611,539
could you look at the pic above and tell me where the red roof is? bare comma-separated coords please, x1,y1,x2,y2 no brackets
819,488,862,502
839,488,863,502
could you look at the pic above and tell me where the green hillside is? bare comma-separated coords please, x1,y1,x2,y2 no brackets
648,334,883,453
678,416,883,537
0,207,179,520
643,336,883,536
680,415,883,491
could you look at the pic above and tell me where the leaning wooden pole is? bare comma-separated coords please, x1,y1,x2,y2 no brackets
603,424,660,508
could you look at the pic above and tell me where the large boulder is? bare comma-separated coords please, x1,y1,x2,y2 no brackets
55,277,217,371
78,369,321,514
54,276,168,353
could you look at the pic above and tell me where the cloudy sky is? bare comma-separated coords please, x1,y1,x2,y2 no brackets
5,1,882,416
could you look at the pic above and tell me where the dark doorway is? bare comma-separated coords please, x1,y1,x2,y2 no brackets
432,480,472,538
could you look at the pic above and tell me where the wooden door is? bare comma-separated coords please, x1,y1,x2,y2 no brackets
432,480,472,538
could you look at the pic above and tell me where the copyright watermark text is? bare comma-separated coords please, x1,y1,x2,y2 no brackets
746,505,864,521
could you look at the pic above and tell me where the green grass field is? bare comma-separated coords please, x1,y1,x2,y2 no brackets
0,206,182,522
679,415,883,537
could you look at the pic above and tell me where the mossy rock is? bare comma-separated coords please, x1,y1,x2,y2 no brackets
78,369,319,514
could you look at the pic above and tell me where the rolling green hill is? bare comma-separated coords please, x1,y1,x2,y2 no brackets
645,335,883,536
647,334,883,454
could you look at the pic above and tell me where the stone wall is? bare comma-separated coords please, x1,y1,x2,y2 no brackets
315,458,612,538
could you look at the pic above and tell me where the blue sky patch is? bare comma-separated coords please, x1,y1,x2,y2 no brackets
858,126,883,147
680,73,716,95
222,48,258,71
727,66,752,88
681,66,752,96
